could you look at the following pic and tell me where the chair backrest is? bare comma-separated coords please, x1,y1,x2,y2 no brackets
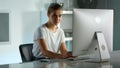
19,43,35,62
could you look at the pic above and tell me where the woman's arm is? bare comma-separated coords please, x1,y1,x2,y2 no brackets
59,42,68,57
38,39,66,59
60,42,73,58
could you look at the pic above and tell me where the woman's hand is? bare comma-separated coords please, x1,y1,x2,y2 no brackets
66,52,77,58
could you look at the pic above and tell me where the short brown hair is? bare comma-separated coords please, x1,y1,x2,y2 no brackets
47,3,63,15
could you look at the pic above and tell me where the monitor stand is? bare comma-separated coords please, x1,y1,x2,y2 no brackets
84,31,110,62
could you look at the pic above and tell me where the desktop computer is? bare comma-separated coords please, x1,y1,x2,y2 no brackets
72,9,113,62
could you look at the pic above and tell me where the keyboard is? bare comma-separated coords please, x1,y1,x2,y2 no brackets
67,56,91,61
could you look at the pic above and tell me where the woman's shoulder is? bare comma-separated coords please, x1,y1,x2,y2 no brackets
58,27,64,33
37,24,46,30
35,24,46,32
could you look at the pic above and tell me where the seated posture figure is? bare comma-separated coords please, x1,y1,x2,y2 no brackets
32,3,72,59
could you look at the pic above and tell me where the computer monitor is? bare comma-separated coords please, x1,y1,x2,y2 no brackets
72,9,113,58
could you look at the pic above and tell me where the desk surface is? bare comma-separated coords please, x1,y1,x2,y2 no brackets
0,51,120,68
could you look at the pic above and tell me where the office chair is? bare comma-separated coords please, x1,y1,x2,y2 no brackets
19,43,35,62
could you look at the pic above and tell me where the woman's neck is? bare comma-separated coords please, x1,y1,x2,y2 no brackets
45,22,58,32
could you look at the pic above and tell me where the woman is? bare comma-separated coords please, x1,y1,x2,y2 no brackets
32,3,72,59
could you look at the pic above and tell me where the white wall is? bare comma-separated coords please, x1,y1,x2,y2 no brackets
0,0,53,65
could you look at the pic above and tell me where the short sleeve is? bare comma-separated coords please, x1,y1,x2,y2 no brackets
34,27,44,41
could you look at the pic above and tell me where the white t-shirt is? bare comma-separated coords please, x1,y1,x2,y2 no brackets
32,25,65,58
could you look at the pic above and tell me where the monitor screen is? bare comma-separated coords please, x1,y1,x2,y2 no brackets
72,9,113,56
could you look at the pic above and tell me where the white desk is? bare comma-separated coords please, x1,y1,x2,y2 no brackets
0,50,120,68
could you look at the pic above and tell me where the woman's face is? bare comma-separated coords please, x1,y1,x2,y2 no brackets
48,9,62,26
